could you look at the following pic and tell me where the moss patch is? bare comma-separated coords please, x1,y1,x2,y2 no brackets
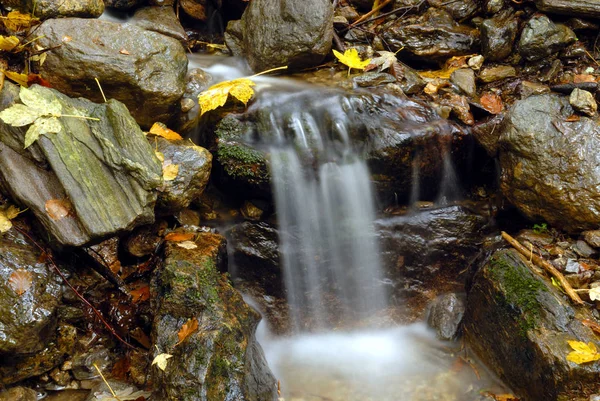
217,143,268,181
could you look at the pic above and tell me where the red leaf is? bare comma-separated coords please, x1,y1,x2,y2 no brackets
480,92,504,114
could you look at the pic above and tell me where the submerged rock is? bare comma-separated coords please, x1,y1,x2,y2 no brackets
498,93,600,232
0,83,162,246
37,18,187,128
151,232,277,401
225,0,333,72
518,14,576,61
464,249,600,400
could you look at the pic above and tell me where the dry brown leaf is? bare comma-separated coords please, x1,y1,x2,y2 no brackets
566,114,580,122
149,122,183,141
164,232,195,242
480,92,504,114
130,285,150,303
176,317,199,345
45,198,73,220
9,269,33,296
176,240,197,249
574,74,596,83
582,319,600,337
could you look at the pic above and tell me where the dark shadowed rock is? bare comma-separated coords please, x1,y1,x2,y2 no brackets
535,0,600,19
498,93,600,232
226,0,333,72
0,387,37,401
427,293,466,340
2,0,103,18
104,0,145,10
464,249,600,400
427,0,479,20
37,18,187,128
518,14,576,61
151,232,277,401
0,83,162,246
480,10,519,61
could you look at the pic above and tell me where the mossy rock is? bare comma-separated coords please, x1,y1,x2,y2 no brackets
464,249,600,400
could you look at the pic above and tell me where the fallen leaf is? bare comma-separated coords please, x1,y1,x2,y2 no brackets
149,122,183,141
5,205,20,220
565,114,580,122
198,78,256,116
582,319,600,337
129,327,152,349
590,287,600,301
162,163,179,181
155,151,164,163
119,48,130,55
0,205,22,233
176,240,198,249
481,392,519,401
0,35,19,51
27,73,52,88
566,340,600,364
365,50,398,72
333,48,371,76
30,53,47,66
152,353,173,371
2,70,29,86
8,269,33,296
94,387,152,401
130,285,150,303
480,92,504,114
176,317,199,345
2,11,39,32
574,74,596,83
205,43,228,52
110,357,131,381
62,36,72,43
419,67,459,80
164,232,195,242
45,198,72,220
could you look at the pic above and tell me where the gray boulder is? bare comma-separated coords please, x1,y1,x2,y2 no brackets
2,0,103,18
225,0,333,72
498,93,600,232
518,14,576,61
427,293,466,341
36,18,187,128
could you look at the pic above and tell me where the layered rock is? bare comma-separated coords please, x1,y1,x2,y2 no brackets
2,0,104,18
534,0,600,19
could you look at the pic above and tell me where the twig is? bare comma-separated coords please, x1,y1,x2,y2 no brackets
13,225,136,349
501,231,584,305
332,31,345,52
93,363,122,401
347,0,393,30
95,77,107,103
340,0,425,32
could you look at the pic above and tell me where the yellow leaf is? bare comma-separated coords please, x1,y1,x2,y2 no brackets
5,205,20,220
1,70,28,87
149,122,183,141
333,48,371,75
0,204,23,233
176,240,198,249
198,78,255,116
419,66,460,80
566,340,600,364
162,163,179,181
0,35,19,51
3,11,38,32
152,353,173,371
155,151,165,163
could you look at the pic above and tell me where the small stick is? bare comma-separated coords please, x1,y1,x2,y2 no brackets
93,363,122,401
95,77,107,103
347,0,393,30
501,231,584,305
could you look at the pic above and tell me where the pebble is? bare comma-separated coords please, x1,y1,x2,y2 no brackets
569,88,597,116
479,65,517,83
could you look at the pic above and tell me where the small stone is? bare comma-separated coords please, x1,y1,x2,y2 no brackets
519,81,550,99
450,68,476,97
427,293,466,341
50,367,72,386
565,259,581,274
481,10,519,61
468,55,484,70
241,200,264,221
583,230,600,248
479,65,517,83
570,88,597,116
484,0,504,14
518,15,577,61
574,239,596,257
175,209,201,226
333,15,349,29
353,72,396,87
180,97,195,113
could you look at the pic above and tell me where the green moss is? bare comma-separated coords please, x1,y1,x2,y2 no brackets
214,115,247,141
217,143,268,180
489,254,547,335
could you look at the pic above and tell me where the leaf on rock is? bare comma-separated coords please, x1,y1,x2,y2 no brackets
24,117,62,148
152,353,173,371
155,151,165,163
2,11,39,32
590,287,600,301
0,104,41,126
45,198,73,220
20,86,62,115
566,340,600,364
0,35,20,51
176,317,199,345
582,319,600,337
333,48,371,74
198,78,256,116
0,205,22,233
176,240,198,249
130,285,150,303
365,50,398,72
480,92,504,114
574,74,596,83
9,269,33,296
2,70,29,86
149,122,183,141
164,232,195,242
162,163,179,181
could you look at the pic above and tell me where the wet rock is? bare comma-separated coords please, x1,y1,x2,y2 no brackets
472,114,503,156
518,14,577,61
349,0,374,10
104,0,145,10
483,0,504,14
518,81,550,99
151,233,277,401
479,65,516,83
570,88,597,116
427,293,466,340
450,68,476,97
226,0,333,72
574,240,596,258
124,223,165,257
71,346,115,380
130,6,187,43
427,0,479,20
227,221,282,297
2,0,103,18
155,137,212,213
535,0,600,19
377,205,488,308
37,18,187,128
464,249,600,400
480,10,519,61
86,380,150,401
353,72,396,87
583,230,600,248
176,68,212,134
240,200,264,221
498,93,600,232
393,63,427,95
0,84,162,246
0,231,62,355
0,387,37,401
382,8,479,60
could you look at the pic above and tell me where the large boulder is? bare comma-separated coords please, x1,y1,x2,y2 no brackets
464,249,600,400
0,83,162,246
151,232,277,401
2,0,103,18
498,93,600,232
36,18,187,128
225,0,333,72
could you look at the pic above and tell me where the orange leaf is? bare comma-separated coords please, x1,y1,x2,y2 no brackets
149,122,183,141
480,92,504,114
130,285,150,303
9,269,33,296
565,114,580,122
164,232,195,242
582,319,600,337
27,73,52,88
45,198,73,221
176,317,199,345
130,327,152,349
574,74,596,83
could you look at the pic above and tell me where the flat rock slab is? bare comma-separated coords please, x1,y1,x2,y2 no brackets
36,18,187,128
535,0,600,19
464,249,600,400
0,84,162,246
